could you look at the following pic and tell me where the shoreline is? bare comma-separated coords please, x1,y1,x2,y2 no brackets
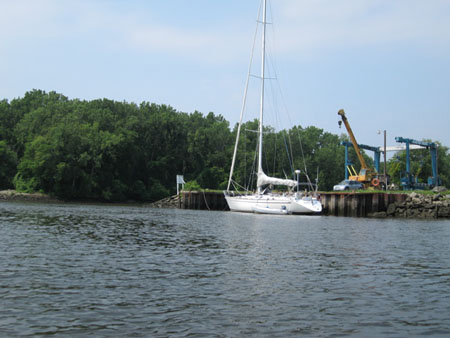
0,190,62,203
0,190,147,206
2,189,449,219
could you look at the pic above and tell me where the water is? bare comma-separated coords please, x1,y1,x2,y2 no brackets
1,202,450,337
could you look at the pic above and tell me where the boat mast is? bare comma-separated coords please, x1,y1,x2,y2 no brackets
257,0,267,194
226,2,262,192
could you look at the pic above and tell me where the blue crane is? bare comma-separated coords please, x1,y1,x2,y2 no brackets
395,137,441,190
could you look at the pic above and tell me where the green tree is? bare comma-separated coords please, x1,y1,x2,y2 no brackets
0,141,18,189
5,89,449,200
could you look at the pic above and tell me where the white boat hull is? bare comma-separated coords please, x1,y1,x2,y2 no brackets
252,205,288,215
225,193,322,215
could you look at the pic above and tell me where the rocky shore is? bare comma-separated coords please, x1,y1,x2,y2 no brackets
370,192,450,219
0,190,182,206
148,194,181,209
0,190,61,203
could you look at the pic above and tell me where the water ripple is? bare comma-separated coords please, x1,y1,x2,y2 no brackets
1,202,450,337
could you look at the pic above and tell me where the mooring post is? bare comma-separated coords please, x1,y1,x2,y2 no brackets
331,194,338,216
372,193,379,213
338,194,346,216
350,195,358,217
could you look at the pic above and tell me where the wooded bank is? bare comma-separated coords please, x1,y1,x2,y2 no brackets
1,90,449,202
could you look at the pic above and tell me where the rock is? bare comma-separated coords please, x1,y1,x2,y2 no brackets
148,194,182,208
428,209,438,218
410,192,420,199
0,190,60,203
397,210,406,217
369,211,387,218
406,208,420,218
438,206,450,217
386,203,397,216
417,211,428,219
433,186,447,193
412,197,422,205
433,193,442,201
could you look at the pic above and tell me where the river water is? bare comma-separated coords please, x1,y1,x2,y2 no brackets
1,202,450,337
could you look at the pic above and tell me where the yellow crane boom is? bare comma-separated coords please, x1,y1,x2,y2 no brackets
338,109,368,170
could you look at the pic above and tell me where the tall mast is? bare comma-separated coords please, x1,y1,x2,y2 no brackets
257,0,267,194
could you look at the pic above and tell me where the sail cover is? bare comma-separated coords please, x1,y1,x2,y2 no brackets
257,171,297,188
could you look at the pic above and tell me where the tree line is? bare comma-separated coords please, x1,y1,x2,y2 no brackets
0,90,448,201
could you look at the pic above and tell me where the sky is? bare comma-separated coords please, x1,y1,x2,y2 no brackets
1,0,450,152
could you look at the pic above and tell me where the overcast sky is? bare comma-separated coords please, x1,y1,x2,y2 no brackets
1,0,450,151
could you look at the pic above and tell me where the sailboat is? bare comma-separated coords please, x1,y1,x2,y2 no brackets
224,0,322,215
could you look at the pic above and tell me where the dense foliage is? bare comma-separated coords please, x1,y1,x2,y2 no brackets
0,90,448,201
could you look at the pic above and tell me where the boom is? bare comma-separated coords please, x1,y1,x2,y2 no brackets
338,109,368,169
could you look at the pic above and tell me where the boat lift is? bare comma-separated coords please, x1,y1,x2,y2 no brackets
341,138,441,190
395,137,440,190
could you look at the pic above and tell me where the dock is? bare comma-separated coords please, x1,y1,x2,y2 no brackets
319,192,406,217
180,191,229,211
175,191,450,218
178,191,404,217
